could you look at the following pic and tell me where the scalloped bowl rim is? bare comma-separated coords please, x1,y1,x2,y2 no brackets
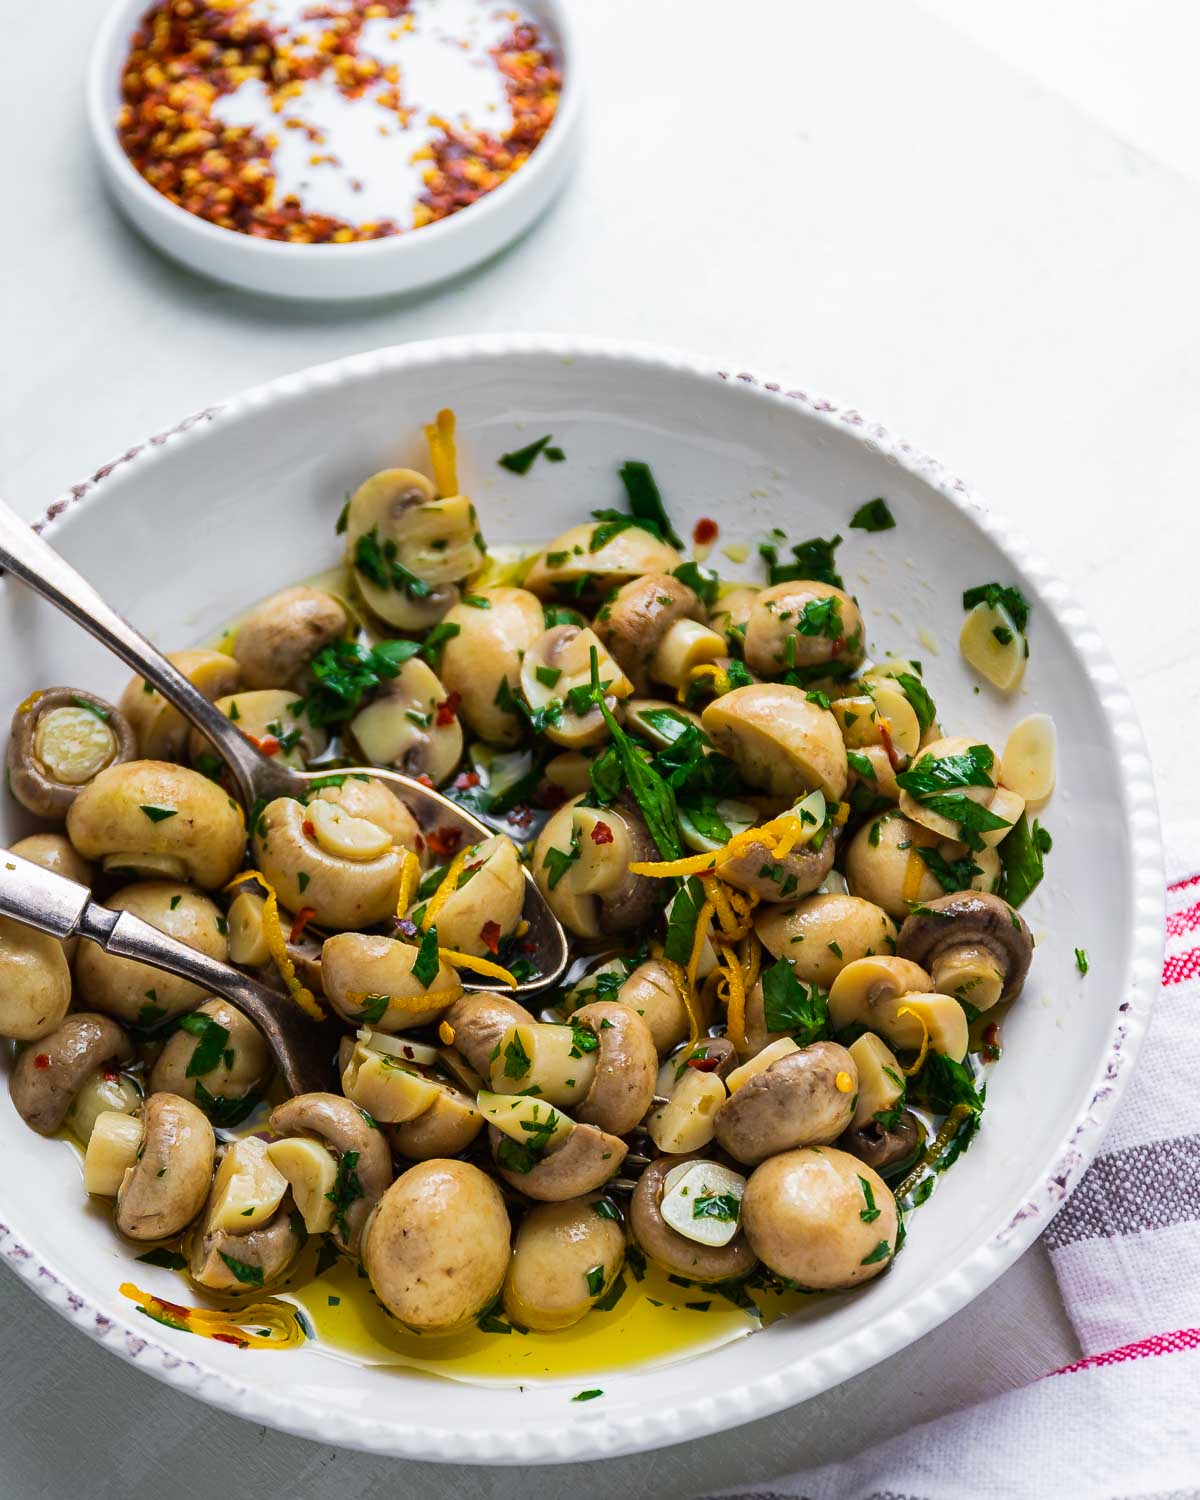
0,336,1164,1464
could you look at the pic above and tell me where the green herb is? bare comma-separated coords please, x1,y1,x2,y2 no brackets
137,1002,166,1028
498,435,555,474
192,1078,259,1128
217,1251,264,1287
502,1032,532,1080
912,1177,936,1206
846,749,876,781
69,695,110,720
352,992,390,1025
896,745,995,798
139,804,177,824
894,671,936,734
477,1297,516,1334
873,1067,907,1132
914,795,1009,852
585,1265,606,1297
287,1209,309,1247
992,625,1014,646
679,799,732,845
912,1052,985,1117
793,595,843,640
136,1248,187,1270
421,621,460,661
571,1389,604,1402
353,527,433,599
1075,948,1089,975
294,637,421,728
568,1023,600,1059
915,845,983,893
859,1239,891,1266
543,827,581,890
663,876,706,966
592,1272,626,1312
761,959,829,1043
594,1198,619,1222
849,498,896,532
619,459,683,548
543,604,585,630
857,1176,882,1224
999,813,1050,906
325,1150,364,1244
692,1193,740,1222
827,940,843,958
411,927,441,989
535,664,562,689
335,497,350,534
178,1012,230,1077
806,688,832,710
227,700,240,721
462,595,492,610
962,581,1031,635
672,560,720,608
545,446,565,462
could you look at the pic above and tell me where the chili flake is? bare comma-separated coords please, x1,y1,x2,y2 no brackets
480,920,502,954
435,691,462,727
426,826,462,858
289,906,317,943
33,1054,50,1071
693,518,719,547
590,821,614,845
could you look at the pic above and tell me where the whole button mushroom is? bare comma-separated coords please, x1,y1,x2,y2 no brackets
844,812,1000,921
268,1092,393,1255
742,581,865,679
0,916,72,1041
9,1013,133,1134
230,584,348,690
150,997,273,1108
714,1041,859,1166
755,894,898,989
436,586,545,747
348,655,463,786
593,574,724,693
570,1001,659,1138
115,1093,216,1242
188,689,328,772
119,649,241,761
9,832,93,886
503,1194,626,1332
533,795,665,940
523,521,683,605
66,761,246,889
7,688,137,818
630,1154,758,1283
701,684,848,802
741,1147,898,1291
74,881,229,1025
305,776,423,854
827,956,969,1063
611,958,691,1054
898,891,1033,1012
321,931,462,1032
363,1159,511,1334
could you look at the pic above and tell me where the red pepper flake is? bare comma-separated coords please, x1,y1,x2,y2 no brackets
686,1054,720,1072
289,906,317,943
693,517,719,546
452,771,480,790
302,819,316,839
102,1068,119,1083
480,921,502,955
590,821,614,845
435,691,462,727
508,805,534,829
982,1023,1002,1063
211,1332,248,1348
415,773,435,789
254,734,282,757
878,721,902,772
426,826,462,858
33,1054,50,1071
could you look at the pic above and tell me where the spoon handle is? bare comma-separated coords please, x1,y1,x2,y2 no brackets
0,498,273,807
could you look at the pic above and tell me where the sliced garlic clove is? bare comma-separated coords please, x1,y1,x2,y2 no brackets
660,1159,747,1247
355,1029,442,1066
207,1137,288,1232
646,1068,726,1154
959,601,1026,691
227,890,270,966
265,1136,338,1234
68,1068,141,1147
342,1045,442,1123
1000,712,1057,803
306,798,391,862
868,682,922,758
847,1033,905,1129
725,1036,800,1092
477,1090,574,1149
83,1111,143,1196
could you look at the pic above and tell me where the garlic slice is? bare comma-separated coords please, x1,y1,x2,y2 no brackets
660,1160,747,1247
306,799,391,862
356,1029,441,1065
959,601,1026,691
1000,713,1057,804
83,1111,143,1197
266,1136,338,1235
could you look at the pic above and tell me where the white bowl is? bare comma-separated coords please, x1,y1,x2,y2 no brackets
0,337,1163,1462
85,0,580,300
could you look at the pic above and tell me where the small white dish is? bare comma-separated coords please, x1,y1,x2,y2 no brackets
0,337,1163,1462
86,0,579,301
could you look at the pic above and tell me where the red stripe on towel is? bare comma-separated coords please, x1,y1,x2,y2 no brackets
1050,1327,1200,1376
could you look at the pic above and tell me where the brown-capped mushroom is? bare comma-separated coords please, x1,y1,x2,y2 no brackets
610,958,690,1054
720,828,835,903
742,581,865,678
898,891,1033,1010
9,1013,133,1135
844,812,1000,920
594,574,724,692
630,1154,758,1282
503,1194,626,1331
188,1203,303,1292
443,991,536,1077
7,688,137,818
840,1111,925,1174
571,1000,658,1137
231,585,348,690
713,1041,858,1165
348,656,463,785
489,1121,627,1202
115,1093,216,1241
119,649,241,761
188,689,328,772
268,1092,392,1254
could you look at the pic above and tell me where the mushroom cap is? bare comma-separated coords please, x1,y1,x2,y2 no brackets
840,1110,925,1174
523,522,682,602
437,586,545,746
593,574,702,692
720,830,835,903
611,957,690,1054
320,931,461,1032
755,893,898,989
443,991,537,1077
572,1000,658,1137
701,684,848,801
6,687,137,818
9,832,93,886
231,585,348,690
629,1153,758,1283
118,649,241,761
0,914,73,1042
503,1193,627,1332
388,1084,483,1161
898,891,1033,1002
254,797,408,930
115,1092,216,1241
268,1091,393,1255
743,581,865,678
713,1041,858,1166
9,1013,132,1134
489,1121,627,1202
149,997,273,1105
363,1159,511,1334
188,1201,303,1291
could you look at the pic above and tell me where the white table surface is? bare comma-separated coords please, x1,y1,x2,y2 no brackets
2,2,1197,1495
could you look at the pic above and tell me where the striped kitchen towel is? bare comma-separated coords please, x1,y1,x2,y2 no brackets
699,829,1200,1499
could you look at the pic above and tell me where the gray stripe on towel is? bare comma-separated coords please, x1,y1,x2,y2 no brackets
1045,1133,1200,1250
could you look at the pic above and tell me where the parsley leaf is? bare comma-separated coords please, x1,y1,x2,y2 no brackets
761,959,829,1043
920,795,1012,852
999,812,1051,907
498,435,554,474
178,1012,231,1077
962,582,1031,635
217,1251,264,1287
325,1150,364,1243
857,1175,882,1223
411,927,441,988
136,1248,187,1270
294,638,420,728
139,805,177,824
672,560,719,608
619,459,683,548
849,498,896,532
663,876,706,966
896,745,995,797
543,827,582,889
914,845,983,893
502,1031,532,1080
353,528,432,599
760,533,844,588
1075,947,1089,976
894,671,936,734
693,1193,740,1222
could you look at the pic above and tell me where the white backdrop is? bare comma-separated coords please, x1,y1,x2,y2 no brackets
2,2,1197,1495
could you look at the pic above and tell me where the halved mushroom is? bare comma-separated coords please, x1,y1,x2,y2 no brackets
519,625,633,749
755,893,898,988
898,891,1033,1011
443,991,536,1077
624,699,705,750
388,1081,483,1161
363,1160,510,1334
741,1146,897,1290
254,796,408,930
344,468,484,630
487,1021,599,1108
713,1041,858,1165
348,656,463,785
709,586,760,648
268,1092,393,1255
570,1001,658,1137
720,825,836,903
150,997,273,1106
75,880,229,1025
827,955,968,1062
844,812,1000,920
630,1154,758,1283
188,1201,303,1292
9,1013,132,1134
65,1065,142,1146
115,1093,216,1241
701,684,848,801
896,737,1006,842
7,688,137,818
188,689,327,772
743,582,865,678
594,574,724,692
119,649,241,761
9,832,93,886
489,1120,627,1202
0,915,72,1041
437,587,545,746
522,522,682,603
67,761,246,889
321,931,461,1032
503,1194,626,1332
533,795,665,939
306,775,422,854
412,835,523,958
231,584,348,690
611,958,690,1053
840,1111,924,1175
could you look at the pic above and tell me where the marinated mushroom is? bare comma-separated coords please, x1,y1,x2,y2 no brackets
436,586,545,746
67,760,246,888
0,915,72,1041
149,997,273,1107
119,649,241,760
443,991,536,1076
898,891,1033,1011
570,1001,658,1137
844,811,1000,921
896,736,1006,842
348,655,463,785
741,1147,898,1290
610,958,690,1053
742,581,865,678
755,893,898,988
413,835,524,958
9,832,93,886
630,1154,758,1283
65,1065,142,1146
189,1202,303,1292
306,776,422,857
594,574,724,692
720,824,835,903
254,796,408,930
74,881,229,1025
708,586,760,648
489,1118,627,1202
533,795,664,939
841,1110,924,1175
188,689,327,771
363,1159,510,1333
519,624,633,749
388,1080,483,1161
714,1041,858,1165
231,584,349,690
7,688,137,818
522,521,682,603
702,684,848,801
828,955,968,1062
645,1039,737,1154
9,1013,132,1134
115,1092,216,1241
269,1092,392,1254
321,931,461,1031
503,1194,626,1332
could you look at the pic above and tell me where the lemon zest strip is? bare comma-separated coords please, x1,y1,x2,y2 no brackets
437,949,518,989
896,1004,930,1076
394,848,420,921
421,850,468,930
224,870,324,1021
424,407,458,498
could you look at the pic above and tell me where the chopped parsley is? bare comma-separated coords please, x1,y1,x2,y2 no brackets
353,527,433,599
896,744,995,797
859,1239,891,1266
849,498,896,532
543,827,581,890
760,532,844,589
136,1248,187,1270
411,926,441,989
999,812,1052,906
178,1012,230,1077
962,581,1031,635
692,1193,740,1222
857,1176,882,1224
502,1031,532,1080
498,435,556,474
217,1251,264,1287
618,459,683,549
672,560,720,608
139,805,177,823
325,1150,364,1244
571,1389,603,1402
761,958,829,1044
1075,948,1089,976
352,993,390,1025
585,1264,606,1297
914,845,983,894
294,637,420,728
894,671,936,734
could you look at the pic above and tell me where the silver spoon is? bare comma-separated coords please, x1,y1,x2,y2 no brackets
0,850,337,1095
0,499,569,995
